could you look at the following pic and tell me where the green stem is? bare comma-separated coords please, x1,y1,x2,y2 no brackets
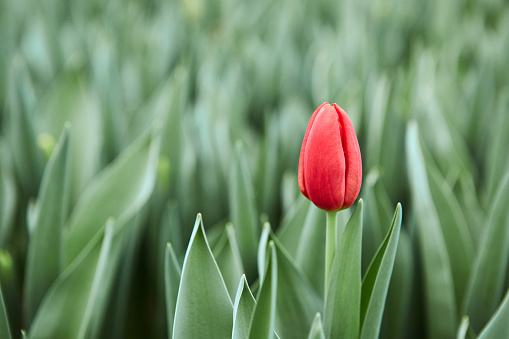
325,211,337,298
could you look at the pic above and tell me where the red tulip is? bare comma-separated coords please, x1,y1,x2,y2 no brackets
298,102,362,211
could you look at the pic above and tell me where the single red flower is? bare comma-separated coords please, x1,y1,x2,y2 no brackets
298,102,362,211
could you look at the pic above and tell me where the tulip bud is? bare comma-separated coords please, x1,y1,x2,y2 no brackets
298,102,362,211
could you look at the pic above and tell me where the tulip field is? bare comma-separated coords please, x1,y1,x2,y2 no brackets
1,0,509,338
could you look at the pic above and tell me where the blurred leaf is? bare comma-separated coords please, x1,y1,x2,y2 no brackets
0,284,12,339
277,196,311,257
172,214,233,338
0,145,16,246
360,203,402,339
24,125,69,326
62,129,160,267
426,158,474,307
229,142,259,278
406,122,457,339
213,224,245,300
165,243,181,339
39,69,103,211
463,175,509,332
381,229,414,339
294,204,326,297
29,221,113,339
0,251,19,336
6,57,43,194
233,275,256,339
324,200,363,339
457,316,469,339
248,242,277,339
478,287,509,339
307,313,325,339
266,229,323,338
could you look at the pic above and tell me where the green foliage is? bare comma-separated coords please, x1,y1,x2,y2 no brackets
0,0,509,337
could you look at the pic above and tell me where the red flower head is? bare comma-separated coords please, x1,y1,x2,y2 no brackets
298,102,362,211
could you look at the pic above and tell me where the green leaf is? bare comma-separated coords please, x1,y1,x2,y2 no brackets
381,229,414,339
165,243,181,339
277,196,312,258
425,138,475,307
29,221,114,339
248,241,277,339
233,275,256,339
229,141,259,278
24,125,70,326
324,200,363,339
406,121,457,339
457,316,469,339
360,203,402,339
294,204,326,297
478,287,509,339
269,232,323,339
62,129,160,268
307,313,325,339
0,144,16,248
0,284,12,339
213,224,245,300
463,174,509,332
172,214,233,339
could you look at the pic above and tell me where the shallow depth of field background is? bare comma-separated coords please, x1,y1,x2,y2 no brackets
1,0,509,338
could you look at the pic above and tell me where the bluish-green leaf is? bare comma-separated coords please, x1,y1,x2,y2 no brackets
165,243,181,339
0,284,12,339
277,196,311,258
381,229,414,339
324,199,363,339
248,241,277,339
229,142,259,278
406,122,457,339
269,231,323,339
233,275,256,339
172,214,233,339
29,221,114,339
360,203,402,339
213,224,245,300
307,313,325,339
463,174,509,332
457,316,469,339
62,129,160,268
24,125,69,326
478,287,509,339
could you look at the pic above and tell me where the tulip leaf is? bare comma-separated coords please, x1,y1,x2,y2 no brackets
62,129,160,268
406,122,457,339
360,203,402,339
229,142,259,279
425,139,475,307
381,229,414,339
268,231,323,339
307,313,326,339
294,204,326,297
0,284,12,339
233,275,256,339
463,174,509,332
248,241,277,339
0,146,16,248
277,196,311,258
24,125,69,326
457,316,470,339
172,214,233,339
324,199,363,339
478,287,509,339
164,243,181,339
28,221,114,339
213,224,245,300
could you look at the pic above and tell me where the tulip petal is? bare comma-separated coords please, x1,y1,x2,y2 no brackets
298,102,327,200
334,104,362,209
303,104,346,211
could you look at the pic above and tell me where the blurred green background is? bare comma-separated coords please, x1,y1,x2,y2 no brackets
1,0,509,337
